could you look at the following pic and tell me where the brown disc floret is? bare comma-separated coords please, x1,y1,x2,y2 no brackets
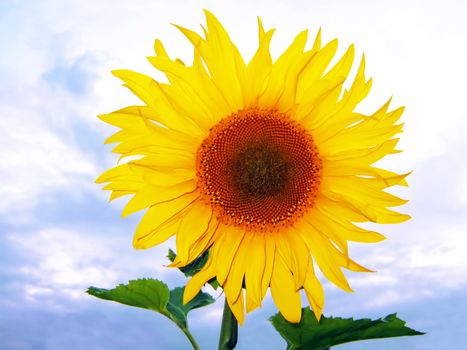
196,109,322,232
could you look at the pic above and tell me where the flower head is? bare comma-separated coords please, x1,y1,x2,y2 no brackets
97,10,409,324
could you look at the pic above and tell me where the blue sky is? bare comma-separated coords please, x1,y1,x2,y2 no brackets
1,0,467,349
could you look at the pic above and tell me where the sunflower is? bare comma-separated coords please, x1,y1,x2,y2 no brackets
96,10,409,324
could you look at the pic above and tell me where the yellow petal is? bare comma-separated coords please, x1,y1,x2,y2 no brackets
246,288,261,313
323,44,354,81
191,47,232,118
133,191,199,249
270,251,302,323
245,233,266,307
245,21,274,108
96,163,133,183
130,153,194,171
324,139,400,164
100,106,201,157
183,254,216,304
287,231,312,291
316,194,368,223
305,212,349,257
297,219,352,292
316,206,386,243
296,39,338,103
111,70,203,137
321,176,409,208
226,291,245,325
109,190,133,201
274,231,309,291
320,186,409,224
182,218,219,266
259,30,308,109
213,225,245,286
322,163,410,187
147,56,217,129
303,262,324,321
260,233,276,301
129,164,195,187
102,180,145,192
224,234,253,303
122,181,196,217
195,10,246,111
319,54,371,137
176,203,213,264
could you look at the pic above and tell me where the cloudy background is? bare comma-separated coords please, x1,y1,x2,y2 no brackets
1,0,466,349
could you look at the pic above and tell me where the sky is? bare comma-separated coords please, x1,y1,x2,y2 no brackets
1,0,467,349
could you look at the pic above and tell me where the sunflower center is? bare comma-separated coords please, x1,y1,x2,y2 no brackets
196,108,322,232
231,142,290,196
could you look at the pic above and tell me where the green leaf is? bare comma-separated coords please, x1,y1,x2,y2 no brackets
168,248,219,289
168,248,209,277
167,287,215,328
87,278,170,313
87,279,214,350
270,307,424,350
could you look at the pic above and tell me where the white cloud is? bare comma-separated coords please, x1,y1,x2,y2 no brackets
7,227,176,306
0,105,97,222
334,215,467,313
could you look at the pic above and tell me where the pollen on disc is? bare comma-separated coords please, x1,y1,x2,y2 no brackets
196,108,322,233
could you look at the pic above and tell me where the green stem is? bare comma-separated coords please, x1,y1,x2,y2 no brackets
180,327,200,350
218,299,238,350
165,312,200,350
